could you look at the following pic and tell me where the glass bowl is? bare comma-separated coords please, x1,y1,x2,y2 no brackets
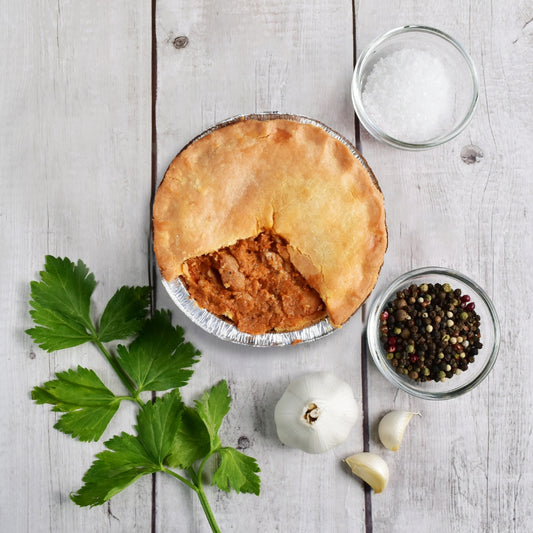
351,25,478,150
366,267,500,400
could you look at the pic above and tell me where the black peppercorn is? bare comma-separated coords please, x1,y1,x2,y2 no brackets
380,282,482,383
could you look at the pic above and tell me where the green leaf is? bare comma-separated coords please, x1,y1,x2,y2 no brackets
136,389,184,465
212,447,261,495
71,432,160,507
32,366,120,442
116,310,200,392
26,305,94,351
26,256,96,351
71,390,185,507
195,380,231,450
98,286,151,343
166,406,210,469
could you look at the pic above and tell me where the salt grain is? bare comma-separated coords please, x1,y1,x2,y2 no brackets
362,48,455,143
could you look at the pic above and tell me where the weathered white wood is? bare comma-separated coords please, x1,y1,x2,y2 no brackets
355,0,533,532
154,1,366,532
0,1,152,532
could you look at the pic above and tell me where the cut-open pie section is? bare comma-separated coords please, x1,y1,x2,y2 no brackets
182,231,327,335
153,117,387,335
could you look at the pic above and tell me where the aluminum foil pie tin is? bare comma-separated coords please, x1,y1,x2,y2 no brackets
159,112,377,347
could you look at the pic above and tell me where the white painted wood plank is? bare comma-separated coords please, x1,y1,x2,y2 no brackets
355,0,533,532
0,2,152,532
154,1,366,532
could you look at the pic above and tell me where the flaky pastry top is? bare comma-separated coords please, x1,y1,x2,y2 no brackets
153,118,387,327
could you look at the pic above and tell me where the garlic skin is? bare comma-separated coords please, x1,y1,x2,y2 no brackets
274,371,359,454
378,410,419,452
345,452,389,493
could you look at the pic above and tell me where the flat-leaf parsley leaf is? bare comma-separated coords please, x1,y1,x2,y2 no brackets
32,366,120,442
195,380,231,450
27,256,96,350
98,285,151,342
27,256,260,533
212,447,261,495
116,310,200,392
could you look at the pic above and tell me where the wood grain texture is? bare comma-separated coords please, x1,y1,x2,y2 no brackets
355,0,533,532
0,1,152,531
154,1,366,532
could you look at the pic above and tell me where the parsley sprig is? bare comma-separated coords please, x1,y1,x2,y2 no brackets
26,256,260,533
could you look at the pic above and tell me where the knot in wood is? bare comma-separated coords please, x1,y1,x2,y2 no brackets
460,145,484,164
173,36,189,49
237,436,251,450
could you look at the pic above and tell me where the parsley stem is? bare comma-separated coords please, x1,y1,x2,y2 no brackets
162,467,197,491
92,338,139,399
116,396,140,402
187,467,222,533
163,465,222,532
197,450,215,481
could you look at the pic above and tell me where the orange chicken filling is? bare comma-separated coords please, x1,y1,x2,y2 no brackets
182,232,327,335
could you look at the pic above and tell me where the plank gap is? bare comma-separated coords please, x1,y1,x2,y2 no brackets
352,0,362,154
353,1,371,531
360,305,373,533
149,0,159,315
150,2,159,533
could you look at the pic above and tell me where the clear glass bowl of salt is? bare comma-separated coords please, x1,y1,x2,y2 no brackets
351,25,478,150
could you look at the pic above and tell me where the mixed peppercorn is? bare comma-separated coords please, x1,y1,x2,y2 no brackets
379,282,482,383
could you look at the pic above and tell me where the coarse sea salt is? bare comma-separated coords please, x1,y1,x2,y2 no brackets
362,48,455,143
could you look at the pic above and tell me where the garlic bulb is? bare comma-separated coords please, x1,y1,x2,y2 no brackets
378,410,419,451
344,452,389,493
274,371,359,454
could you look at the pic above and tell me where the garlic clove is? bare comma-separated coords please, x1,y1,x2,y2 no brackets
344,452,389,494
378,410,420,452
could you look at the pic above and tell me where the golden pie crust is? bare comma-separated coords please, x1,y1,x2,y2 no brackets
153,118,387,330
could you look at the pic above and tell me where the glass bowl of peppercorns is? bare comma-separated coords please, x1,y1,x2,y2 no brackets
366,267,500,400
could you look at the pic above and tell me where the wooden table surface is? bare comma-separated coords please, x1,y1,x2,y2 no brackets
2,1,532,532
